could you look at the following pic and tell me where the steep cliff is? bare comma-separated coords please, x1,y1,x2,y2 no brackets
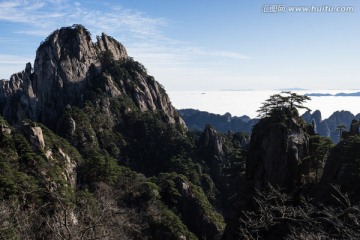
246,109,312,190
319,121,360,201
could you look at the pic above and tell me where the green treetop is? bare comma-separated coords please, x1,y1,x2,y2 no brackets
257,91,311,118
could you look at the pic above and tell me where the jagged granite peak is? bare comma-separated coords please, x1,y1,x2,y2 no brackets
0,64,37,122
199,125,227,187
202,124,224,156
34,25,127,90
0,25,184,128
96,32,128,60
32,25,128,125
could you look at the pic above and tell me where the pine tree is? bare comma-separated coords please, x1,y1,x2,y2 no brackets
257,92,311,118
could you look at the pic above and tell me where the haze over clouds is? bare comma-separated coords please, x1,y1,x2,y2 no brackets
0,0,359,91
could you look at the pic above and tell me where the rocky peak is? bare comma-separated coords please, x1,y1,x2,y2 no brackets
25,62,32,74
96,32,128,60
312,110,322,123
0,25,128,126
246,114,311,190
202,124,224,156
199,125,226,186
32,25,128,125
0,25,184,129
37,25,127,65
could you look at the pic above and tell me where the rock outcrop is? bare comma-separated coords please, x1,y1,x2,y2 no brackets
21,122,45,150
0,25,184,129
202,125,224,157
199,125,226,183
246,113,311,190
0,123,11,135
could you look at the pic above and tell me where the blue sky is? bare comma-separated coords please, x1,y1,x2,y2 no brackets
0,0,359,90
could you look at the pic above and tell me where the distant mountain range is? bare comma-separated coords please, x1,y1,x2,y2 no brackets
306,92,360,97
178,109,259,134
179,109,360,143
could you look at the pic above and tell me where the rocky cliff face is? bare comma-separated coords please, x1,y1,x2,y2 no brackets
246,113,311,190
201,125,224,157
32,27,127,126
199,125,226,185
319,121,360,200
0,25,184,128
21,122,45,150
